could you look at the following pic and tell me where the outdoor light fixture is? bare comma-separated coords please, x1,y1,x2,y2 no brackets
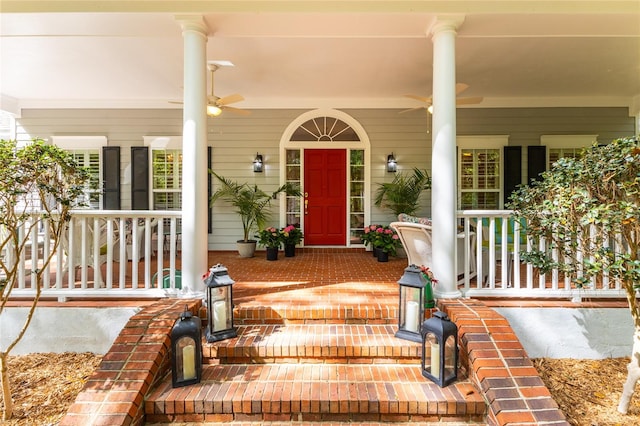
387,153,397,173
395,264,428,342
205,263,237,342
421,310,458,387
253,153,263,173
171,306,203,388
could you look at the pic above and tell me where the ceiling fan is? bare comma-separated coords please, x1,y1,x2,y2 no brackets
400,83,483,114
170,63,250,116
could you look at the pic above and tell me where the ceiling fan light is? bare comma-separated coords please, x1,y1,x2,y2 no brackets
427,105,434,114
207,105,222,116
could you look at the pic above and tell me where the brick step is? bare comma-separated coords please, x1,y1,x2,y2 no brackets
233,301,399,325
145,363,486,424
147,422,476,425
204,324,422,364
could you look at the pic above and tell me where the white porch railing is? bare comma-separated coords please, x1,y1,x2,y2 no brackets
3,210,182,301
457,210,627,300
3,209,627,301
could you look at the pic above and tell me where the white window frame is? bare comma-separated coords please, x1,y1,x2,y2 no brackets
0,111,15,141
541,134,598,169
51,136,107,210
457,135,509,210
144,136,183,210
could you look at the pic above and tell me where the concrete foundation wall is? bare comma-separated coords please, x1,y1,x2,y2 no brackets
496,307,634,359
1,307,142,355
1,306,635,358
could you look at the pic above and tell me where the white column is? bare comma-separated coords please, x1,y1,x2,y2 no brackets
430,16,464,298
177,15,208,296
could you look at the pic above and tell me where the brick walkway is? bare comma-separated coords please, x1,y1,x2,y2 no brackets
60,249,568,425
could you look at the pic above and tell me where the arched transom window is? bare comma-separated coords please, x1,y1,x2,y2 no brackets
291,117,360,142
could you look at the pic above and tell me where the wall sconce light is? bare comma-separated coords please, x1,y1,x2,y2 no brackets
253,153,263,173
387,153,397,173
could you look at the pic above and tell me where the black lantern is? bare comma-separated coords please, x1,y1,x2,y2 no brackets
395,264,427,342
171,306,203,388
205,263,238,342
420,310,458,387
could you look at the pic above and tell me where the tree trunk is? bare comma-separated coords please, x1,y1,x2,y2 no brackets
1,352,13,420
618,329,640,414
618,275,640,415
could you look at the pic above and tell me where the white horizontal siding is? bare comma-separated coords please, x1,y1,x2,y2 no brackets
14,106,635,250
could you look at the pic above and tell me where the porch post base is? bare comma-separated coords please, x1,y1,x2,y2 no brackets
434,289,462,299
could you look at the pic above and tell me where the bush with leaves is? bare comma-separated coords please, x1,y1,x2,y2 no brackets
0,139,90,420
507,136,639,414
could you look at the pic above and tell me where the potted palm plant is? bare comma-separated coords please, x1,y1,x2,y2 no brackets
374,168,431,216
209,172,301,257
374,168,430,258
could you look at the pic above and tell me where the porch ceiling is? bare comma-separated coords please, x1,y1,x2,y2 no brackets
1,1,639,115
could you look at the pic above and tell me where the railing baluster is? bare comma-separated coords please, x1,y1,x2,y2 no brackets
42,218,51,289
475,217,483,289
455,209,626,299
118,217,126,289
17,223,25,289
155,219,164,289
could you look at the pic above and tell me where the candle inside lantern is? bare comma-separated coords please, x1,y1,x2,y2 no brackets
431,342,440,379
405,300,419,332
213,300,227,331
182,343,196,380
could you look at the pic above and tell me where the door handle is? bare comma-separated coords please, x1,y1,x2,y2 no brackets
304,192,309,215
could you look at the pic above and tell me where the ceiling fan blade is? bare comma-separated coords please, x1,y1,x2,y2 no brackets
222,106,251,116
399,106,424,114
404,94,431,103
168,100,184,105
455,83,469,95
456,96,483,105
217,93,244,106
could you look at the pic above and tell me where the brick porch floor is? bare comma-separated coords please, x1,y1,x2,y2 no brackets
59,248,568,425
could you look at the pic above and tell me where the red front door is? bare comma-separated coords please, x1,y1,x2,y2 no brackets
304,149,347,245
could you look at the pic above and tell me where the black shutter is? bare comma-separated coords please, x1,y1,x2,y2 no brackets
527,146,547,184
102,146,121,210
503,146,522,206
131,146,149,210
208,146,212,234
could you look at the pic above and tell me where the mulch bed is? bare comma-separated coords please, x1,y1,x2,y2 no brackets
1,353,640,425
0,352,101,425
533,357,640,426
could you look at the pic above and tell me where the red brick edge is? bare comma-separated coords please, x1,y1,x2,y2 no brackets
59,299,202,426
439,299,569,426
